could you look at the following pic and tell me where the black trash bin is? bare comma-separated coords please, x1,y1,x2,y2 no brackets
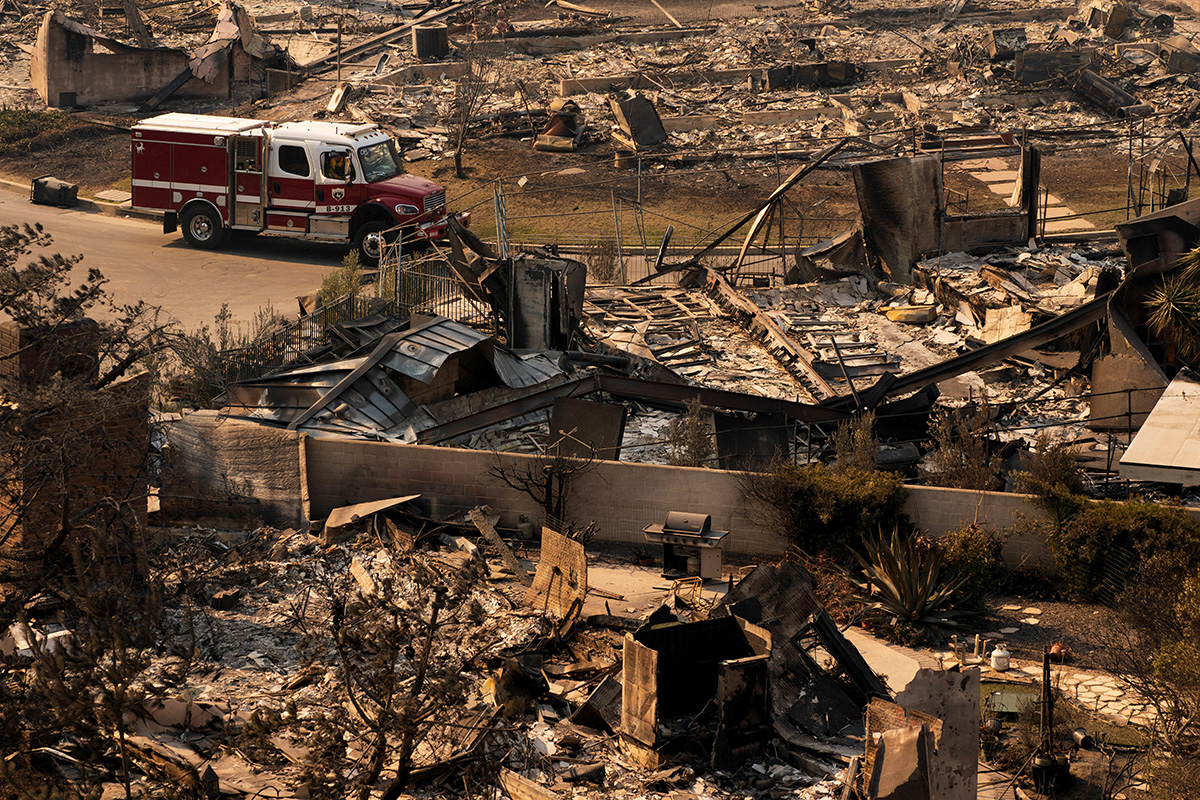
30,175,78,208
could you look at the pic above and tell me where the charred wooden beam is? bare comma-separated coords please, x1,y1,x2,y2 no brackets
692,267,838,401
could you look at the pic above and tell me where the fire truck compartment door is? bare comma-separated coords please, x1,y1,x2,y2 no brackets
268,142,317,216
232,134,265,229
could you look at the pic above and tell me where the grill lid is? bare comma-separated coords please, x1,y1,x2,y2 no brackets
662,511,711,535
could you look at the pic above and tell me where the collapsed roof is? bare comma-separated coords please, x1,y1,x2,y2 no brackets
222,315,562,441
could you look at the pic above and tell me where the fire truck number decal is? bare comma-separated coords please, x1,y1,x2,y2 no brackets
318,205,353,214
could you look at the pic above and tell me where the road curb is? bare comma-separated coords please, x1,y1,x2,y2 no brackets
0,176,163,222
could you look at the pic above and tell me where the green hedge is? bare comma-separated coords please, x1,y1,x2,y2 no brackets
1048,497,1200,602
938,523,1003,609
744,462,908,554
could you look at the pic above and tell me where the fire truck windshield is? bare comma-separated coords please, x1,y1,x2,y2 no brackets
357,140,402,183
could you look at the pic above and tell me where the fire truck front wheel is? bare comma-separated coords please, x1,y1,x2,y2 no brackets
353,221,393,267
181,205,227,250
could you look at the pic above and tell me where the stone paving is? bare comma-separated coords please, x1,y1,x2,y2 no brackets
929,649,1157,728
925,604,1159,729
967,157,1096,234
1052,669,1157,729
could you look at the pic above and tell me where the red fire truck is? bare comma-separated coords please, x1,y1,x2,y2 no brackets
130,113,467,264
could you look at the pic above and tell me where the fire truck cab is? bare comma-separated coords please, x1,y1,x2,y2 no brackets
131,113,467,265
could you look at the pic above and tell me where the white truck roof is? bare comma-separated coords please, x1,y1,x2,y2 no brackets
272,121,385,148
133,115,390,150
133,113,269,135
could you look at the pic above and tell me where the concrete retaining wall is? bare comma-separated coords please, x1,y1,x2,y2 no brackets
303,436,788,555
163,421,1067,566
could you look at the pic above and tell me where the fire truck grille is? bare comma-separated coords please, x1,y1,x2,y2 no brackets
423,190,446,214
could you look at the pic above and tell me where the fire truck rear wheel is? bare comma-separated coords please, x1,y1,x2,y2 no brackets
354,221,392,267
181,205,226,250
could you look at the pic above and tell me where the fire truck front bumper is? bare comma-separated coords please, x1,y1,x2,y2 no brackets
412,211,471,242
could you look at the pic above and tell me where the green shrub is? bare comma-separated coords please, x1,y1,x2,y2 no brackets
937,523,1003,608
1050,498,1200,602
1146,244,1200,359
741,460,908,554
319,250,363,304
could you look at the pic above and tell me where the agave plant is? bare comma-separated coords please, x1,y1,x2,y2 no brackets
1147,246,1200,358
846,528,971,627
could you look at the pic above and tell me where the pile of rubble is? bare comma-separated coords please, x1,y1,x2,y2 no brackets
302,0,1200,177
6,507,983,799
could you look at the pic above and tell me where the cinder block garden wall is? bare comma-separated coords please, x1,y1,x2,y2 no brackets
303,436,786,555
163,415,1137,567
302,435,1060,565
903,485,1056,571
160,411,305,530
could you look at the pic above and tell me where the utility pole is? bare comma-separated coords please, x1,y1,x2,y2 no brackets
336,17,343,85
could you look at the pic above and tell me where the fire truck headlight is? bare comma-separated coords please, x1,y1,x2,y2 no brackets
395,204,419,216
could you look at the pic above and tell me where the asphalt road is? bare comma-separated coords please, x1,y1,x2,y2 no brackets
0,185,344,332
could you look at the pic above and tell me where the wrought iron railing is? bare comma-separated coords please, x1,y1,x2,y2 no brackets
394,259,500,337
220,245,503,384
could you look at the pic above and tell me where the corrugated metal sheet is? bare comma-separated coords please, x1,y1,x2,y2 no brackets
222,316,561,441
296,366,416,432
493,350,562,388
376,319,493,383
258,357,371,380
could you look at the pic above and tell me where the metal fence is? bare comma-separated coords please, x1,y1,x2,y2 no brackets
218,241,506,384
382,240,502,337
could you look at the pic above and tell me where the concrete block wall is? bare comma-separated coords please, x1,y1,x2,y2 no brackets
157,426,1081,566
0,319,100,386
161,411,305,529
304,437,790,556
4,371,151,554
904,485,1056,571
572,458,785,555
304,437,1062,565
0,322,20,383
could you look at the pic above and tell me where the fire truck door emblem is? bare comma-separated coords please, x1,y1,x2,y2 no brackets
332,188,344,201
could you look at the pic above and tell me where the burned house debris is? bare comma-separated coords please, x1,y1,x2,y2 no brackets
17,0,1200,797
1119,367,1200,484
31,2,281,109
220,314,564,441
534,98,587,152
